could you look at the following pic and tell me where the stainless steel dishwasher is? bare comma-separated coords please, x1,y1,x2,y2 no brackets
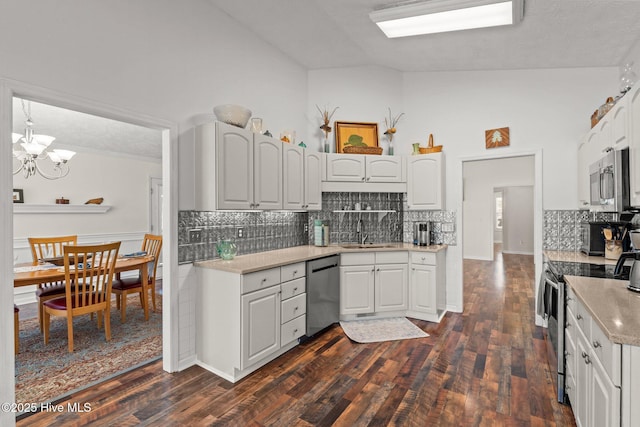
306,255,340,337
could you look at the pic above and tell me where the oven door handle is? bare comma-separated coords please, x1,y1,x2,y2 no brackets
545,277,559,290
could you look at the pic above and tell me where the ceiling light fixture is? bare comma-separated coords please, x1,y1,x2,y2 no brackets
12,99,76,179
370,0,524,38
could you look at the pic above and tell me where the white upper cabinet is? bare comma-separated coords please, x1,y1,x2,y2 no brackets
406,153,445,210
195,121,282,210
611,97,629,148
629,86,640,205
282,145,322,211
325,154,403,183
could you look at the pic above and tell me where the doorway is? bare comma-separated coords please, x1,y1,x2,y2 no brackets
1,79,178,417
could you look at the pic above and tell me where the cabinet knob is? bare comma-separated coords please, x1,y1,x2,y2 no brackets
376,268,380,272
293,328,298,334
584,354,591,365
566,384,571,391
293,287,298,291
564,350,571,357
421,257,425,261
294,306,299,311
262,278,267,283
255,203,260,207
293,270,297,275
593,340,601,348
565,321,571,328
366,177,370,181
362,177,366,181
576,314,582,320
567,296,573,301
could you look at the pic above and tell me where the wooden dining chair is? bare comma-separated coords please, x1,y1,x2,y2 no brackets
14,304,19,355
28,235,78,332
43,241,121,352
113,234,163,322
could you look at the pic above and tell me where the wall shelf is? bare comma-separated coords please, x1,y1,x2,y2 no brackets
332,209,396,222
13,204,112,214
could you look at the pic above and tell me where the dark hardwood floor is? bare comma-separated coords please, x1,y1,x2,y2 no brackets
17,252,576,426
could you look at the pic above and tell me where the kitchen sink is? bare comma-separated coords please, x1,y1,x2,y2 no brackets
339,243,398,249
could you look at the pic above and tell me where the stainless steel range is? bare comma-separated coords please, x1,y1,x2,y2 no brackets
537,258,630,404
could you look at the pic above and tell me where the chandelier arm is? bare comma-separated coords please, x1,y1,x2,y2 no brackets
35,162,70,180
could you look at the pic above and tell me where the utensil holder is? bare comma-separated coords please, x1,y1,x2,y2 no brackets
605,239,623,260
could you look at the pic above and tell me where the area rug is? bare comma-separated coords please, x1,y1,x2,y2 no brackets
15,297,162,405
339,317,428,343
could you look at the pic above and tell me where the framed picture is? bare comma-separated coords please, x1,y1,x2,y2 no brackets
13,189,24,203
485,127,510,149
335,121,379,153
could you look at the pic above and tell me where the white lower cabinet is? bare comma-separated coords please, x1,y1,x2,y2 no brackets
407,251,446,322
340,264,375,315
375,264,408,312
241,285,281,369
196,262,305,383
565,289,621,427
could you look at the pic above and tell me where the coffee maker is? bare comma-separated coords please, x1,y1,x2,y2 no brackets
413,222,431,246
614,230,640,292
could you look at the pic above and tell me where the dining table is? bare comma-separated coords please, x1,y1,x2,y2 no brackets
13,254,155,321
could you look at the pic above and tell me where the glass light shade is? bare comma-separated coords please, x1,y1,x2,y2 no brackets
31,134,55,146
21,141,46,156
52,149,76,161
12,133,22,144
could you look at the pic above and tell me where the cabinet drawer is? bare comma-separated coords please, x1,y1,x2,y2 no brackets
565,286,577,317
281,277,305,300
375,251,408,264
565,307,577,382
281,315,305,346
574,300,591,339
281,262,306,281
410,251,436,265
242,267,281,294
590,320,621,386
281,293,306,324
341,252,375,266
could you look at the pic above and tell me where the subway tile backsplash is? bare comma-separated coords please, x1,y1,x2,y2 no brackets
178,192,458,264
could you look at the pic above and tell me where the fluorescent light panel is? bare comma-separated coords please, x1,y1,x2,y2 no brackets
371,0,521,38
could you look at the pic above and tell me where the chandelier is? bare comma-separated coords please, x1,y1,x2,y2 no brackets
12,100,76,179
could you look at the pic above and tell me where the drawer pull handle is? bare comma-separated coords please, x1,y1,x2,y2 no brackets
576,314,582,320
593,341,601,348
293,270,297,275
293,329,298,334
293,287,298,291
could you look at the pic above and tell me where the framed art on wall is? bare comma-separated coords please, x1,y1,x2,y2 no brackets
485,127,510,149
335,121,379,153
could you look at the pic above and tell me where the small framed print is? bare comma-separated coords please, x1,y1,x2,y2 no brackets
485,127,510,149
335,121,379,153
13,189,24,203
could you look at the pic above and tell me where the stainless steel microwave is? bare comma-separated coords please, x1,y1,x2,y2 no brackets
589,147,630,212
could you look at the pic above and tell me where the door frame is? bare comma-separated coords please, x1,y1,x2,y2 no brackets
0,78,180,420
457,149,543,324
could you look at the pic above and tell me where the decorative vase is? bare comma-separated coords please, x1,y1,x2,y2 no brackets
412,143,420,155
620,62,637,94
216,239,237,260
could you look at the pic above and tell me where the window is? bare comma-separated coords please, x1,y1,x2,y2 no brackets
495,191,503,230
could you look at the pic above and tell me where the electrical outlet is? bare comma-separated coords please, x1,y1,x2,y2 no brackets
237,227,244,238
304,224,309,233
442,223,455,233
189,228,202,243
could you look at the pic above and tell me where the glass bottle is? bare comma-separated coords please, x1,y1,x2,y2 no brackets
620,62,637,94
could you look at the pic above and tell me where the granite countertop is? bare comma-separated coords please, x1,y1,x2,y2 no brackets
194,243,447,274
564,275,640,346
543,250,618,265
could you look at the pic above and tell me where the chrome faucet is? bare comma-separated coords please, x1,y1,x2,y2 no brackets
356,218,368,244
361,233,368,245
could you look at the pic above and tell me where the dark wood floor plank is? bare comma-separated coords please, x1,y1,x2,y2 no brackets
17,248,577,426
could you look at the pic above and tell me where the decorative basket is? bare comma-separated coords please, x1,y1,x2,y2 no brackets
343,146,383,155
419,145,443,154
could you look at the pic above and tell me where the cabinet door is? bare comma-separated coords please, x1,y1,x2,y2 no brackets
375,264,408,312
241,285,281,369
326,154,366,182
254,135,283,209
590,354,620,427
409,264,437,314
340,265,374,315
577,141,590,208
612,99,628,148
575,328,590,427
283,144,305,210
366,156,403,183
216,122,254,210
407,153,444,210
304,151,323,210
630,86,640,204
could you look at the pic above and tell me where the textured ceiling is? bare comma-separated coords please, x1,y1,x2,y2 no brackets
12,98,162,160
208,0,640,71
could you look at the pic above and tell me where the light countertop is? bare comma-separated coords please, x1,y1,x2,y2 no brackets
543,250,618,265
563,275,640,346
194,243,447,274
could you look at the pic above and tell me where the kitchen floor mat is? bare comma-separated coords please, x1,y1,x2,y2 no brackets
339,317,428,343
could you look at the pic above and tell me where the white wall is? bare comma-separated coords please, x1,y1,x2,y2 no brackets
0,1,308,411
307,66,403,154
502,186,534,255
463,157,535,260
13,151,161,237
